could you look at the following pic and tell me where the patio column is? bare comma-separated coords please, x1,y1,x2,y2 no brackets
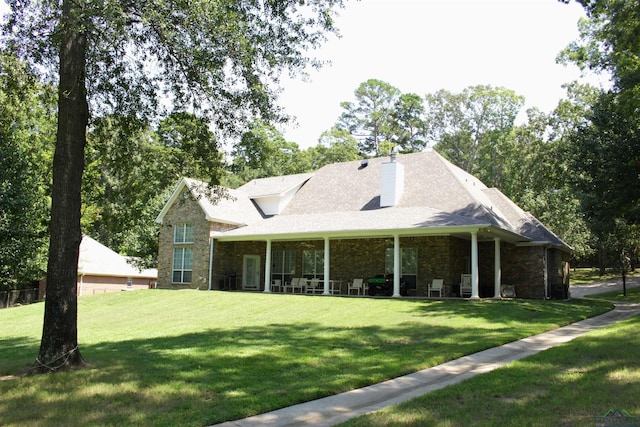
323,237,331,295
393,234,401,297
264,239,272,292
208,237,215,291
471,231,480,299
494,237,501,299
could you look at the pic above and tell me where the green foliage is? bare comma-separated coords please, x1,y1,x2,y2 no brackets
83,112,224,265
337,79,401,156
310,126,361,168
0,51,55,290
389,93,427,153
5,0,345,130
428,85,525,185
560,0,640,267
226,119,311,187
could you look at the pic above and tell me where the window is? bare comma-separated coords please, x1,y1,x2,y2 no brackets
272,250,296,281
173,247,193,284
174,223,194,244
303,250,324,278
385,247,417,275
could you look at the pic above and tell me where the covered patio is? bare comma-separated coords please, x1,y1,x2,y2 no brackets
211,222,560,299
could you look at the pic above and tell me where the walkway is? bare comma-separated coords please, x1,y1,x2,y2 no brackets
214,280,640,427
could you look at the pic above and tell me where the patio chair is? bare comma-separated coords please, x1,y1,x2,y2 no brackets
296,278,308,293
427,279,444,297
284,277,298,293
307,278,321,294
271,279,282,293
460,274,472,297
348,278,365,295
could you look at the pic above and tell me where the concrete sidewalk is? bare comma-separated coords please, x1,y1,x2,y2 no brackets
215,297,640,427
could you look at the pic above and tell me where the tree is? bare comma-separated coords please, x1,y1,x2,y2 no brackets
0,51,55,290
228,119,309,187
388,93,427,153
427,85,524,186
503,83,600,262
560,0,640,270
337,79,400,156
308,126,360,169
82,112,223,266
4,0,343,373
156,112,224,186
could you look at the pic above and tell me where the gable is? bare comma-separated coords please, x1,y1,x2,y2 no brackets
156,178,263,226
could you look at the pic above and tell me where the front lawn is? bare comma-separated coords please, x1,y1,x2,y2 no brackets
585,286,640,303
342,312,640,426
0,290,611,426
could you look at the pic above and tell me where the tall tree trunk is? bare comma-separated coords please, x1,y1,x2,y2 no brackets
32,0,88,374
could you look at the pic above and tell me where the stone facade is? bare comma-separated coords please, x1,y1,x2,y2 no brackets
159,209,570,297
157,190,235,289
209,236,545,297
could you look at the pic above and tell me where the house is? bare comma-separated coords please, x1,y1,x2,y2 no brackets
155,151,571,299
40,235,158,297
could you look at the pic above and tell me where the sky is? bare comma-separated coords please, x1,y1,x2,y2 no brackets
277,0,594,148
0,0,595,150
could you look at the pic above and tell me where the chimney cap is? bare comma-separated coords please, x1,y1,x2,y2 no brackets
389,146,399,162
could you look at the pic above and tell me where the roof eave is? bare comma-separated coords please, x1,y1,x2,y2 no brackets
205,215,247,227
212,224,500,242
155,178,190,224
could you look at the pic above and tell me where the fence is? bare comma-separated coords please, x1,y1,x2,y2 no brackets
0,288,40,309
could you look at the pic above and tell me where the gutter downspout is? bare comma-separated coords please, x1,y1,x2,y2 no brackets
392,234,401,297
543,245,549,299
208,237,214,291
264,239,272,292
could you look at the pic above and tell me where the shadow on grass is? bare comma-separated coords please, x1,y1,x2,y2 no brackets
344,315,640,427
0,297,613,427
402,297,612,327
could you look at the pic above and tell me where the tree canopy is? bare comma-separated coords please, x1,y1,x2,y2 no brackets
0,51,55,291
2,0,345,373
560,0,640,269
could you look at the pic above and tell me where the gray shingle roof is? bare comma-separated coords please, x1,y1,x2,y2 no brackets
160,152,570,250
155,178,263,226
237,173,314,198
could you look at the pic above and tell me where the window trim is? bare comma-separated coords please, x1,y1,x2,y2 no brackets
172,247,193,284
174,223,194,244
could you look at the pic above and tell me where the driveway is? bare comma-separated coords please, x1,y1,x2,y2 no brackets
570,275,640,298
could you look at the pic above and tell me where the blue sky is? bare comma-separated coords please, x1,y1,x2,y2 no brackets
278,0,596,148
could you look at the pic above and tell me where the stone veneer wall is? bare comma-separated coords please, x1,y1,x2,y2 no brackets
157,191,235,289
500,245,546,299
212,240,267,290
213,236,472,295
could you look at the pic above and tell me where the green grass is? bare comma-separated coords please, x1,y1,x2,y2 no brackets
584,286,640,304
0,290,611,426
341,313,640,427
